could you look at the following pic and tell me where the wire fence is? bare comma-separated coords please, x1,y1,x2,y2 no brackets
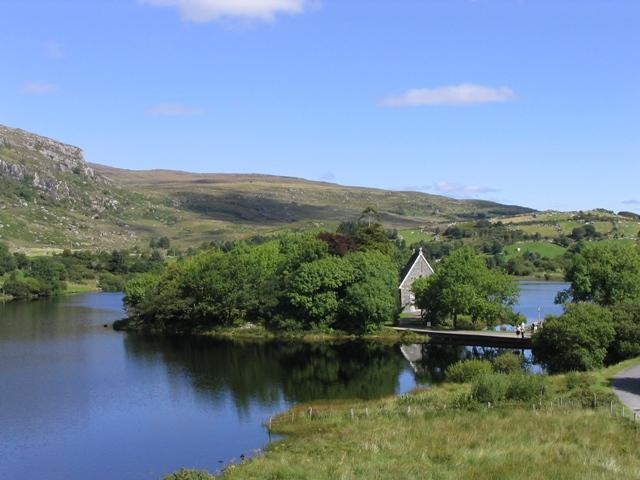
265,394,640,432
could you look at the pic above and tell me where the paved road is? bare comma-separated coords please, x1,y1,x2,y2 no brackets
612,364,640,412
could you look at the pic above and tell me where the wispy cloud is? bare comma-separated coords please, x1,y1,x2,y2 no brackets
622,199,640,205
380,84,516,107
20,82,57,94
147,103,206,116
319,171,336,182
140,0,314,22
45,42,64,59
405,181,499,197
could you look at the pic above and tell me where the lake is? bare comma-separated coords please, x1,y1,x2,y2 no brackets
0,281,567,479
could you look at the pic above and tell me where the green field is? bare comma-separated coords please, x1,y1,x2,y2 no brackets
504,241,567,259
398,229,433,244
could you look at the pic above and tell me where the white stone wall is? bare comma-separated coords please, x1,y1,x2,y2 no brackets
400,255,434,313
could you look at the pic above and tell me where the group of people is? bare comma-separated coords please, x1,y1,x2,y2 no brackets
515,321,542,338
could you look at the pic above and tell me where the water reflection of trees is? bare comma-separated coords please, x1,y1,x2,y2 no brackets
123,336,406,413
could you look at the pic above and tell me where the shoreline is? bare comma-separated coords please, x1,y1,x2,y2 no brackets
112,319,428,344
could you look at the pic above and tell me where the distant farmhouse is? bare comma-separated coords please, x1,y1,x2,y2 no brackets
399,248,435,313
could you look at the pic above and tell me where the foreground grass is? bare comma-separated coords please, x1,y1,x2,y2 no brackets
217,408,639,480
167,360,640,480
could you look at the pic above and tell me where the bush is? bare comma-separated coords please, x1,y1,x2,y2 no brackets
608,303,640,363
446,359,493,383
98,272,126,292
492,352,523,374
532,303,615,373
163,469,215,480
505,373,547,401
564,371,596,391
2,276,56,299
471,373,508,403
3,277,39,299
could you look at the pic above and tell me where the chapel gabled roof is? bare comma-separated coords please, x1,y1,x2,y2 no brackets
398,247,435,289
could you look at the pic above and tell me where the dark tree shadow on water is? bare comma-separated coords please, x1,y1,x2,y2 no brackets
123,335,407,417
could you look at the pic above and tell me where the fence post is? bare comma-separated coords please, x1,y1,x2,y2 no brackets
365,407,369,417
592,393,597,409
351,408,354,420
610,401,614,415
309,407,313,418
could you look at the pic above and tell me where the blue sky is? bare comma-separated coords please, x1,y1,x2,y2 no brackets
1,0,638,212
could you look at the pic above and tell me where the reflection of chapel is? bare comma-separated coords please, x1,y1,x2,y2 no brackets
398,248,435,313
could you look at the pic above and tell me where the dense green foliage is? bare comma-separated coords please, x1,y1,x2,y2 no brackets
445,359,494,383
471,372,547,404
0,242,163,300
561,241,640,305
412,246,519,327
532,241,640,372
492,352,524,374
532,303,615,373
608,303,640,362
446,354,525,384
125,217,406,334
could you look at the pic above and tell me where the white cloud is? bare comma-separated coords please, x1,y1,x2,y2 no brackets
622,199,640,205
147,103,206,116
20,82,57,94
140,0,312,22
380,84,516,107
45,42,64,59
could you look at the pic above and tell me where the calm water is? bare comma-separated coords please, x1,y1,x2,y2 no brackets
0,281,566,479
513,281,569,322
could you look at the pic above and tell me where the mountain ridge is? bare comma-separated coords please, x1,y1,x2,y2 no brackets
1,124,536,249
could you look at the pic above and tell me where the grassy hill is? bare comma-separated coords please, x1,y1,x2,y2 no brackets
0,124,537,250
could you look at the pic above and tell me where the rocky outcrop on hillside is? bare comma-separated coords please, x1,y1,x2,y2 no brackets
0,125,146,247
0,124,105,202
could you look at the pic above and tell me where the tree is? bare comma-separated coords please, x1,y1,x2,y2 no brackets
607,302,640,363
285,256,355,329
338,251,398,333
0,242,16,274
412,246,519,328
532,303,615,373
358,206,381,227
560,242,640,306
317,232,357,256
108,249,129,274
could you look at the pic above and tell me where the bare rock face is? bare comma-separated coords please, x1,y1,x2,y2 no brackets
0,124,104,202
